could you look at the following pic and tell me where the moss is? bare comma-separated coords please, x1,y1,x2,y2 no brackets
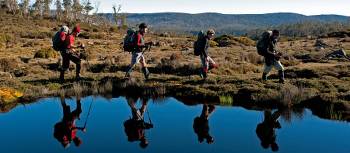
34,47,59,59
0,87,23,103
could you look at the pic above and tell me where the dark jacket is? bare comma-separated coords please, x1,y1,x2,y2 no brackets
198,36,210,57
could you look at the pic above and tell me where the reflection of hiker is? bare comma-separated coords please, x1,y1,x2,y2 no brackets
124,96,153,149
194,29,218,79
193,104,215,144
54,94,86,148
257,30,285,83
125,23,152,80
256,110,282,152
59,25,85,83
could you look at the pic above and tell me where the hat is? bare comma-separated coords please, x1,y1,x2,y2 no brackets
139,23,148,29
207,29,215,35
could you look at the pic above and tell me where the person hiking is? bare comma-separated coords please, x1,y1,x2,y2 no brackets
59,25,85,83
54,94,86,148
256,110,282,152
195,29,218,79
193,104,216,144
123,96,153,149
125,23,152,80
256,30,285,83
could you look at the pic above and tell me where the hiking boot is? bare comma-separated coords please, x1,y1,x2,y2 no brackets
262,73,268,82
278,70,285,84
142,67,150,80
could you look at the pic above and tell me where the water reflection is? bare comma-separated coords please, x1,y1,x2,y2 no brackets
256,109,282,152
53,94,86,148
124,95,154,149
193,104,216,144
0,95,348,153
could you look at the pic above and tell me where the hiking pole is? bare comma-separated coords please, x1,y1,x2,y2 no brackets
83,96,94,129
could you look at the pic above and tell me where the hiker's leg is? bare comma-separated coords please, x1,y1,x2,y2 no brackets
275,61,285,83
126,52,141,77
207,56,217,70
72,97,82,117
60,52,70,82
200,55,209,78
69,54,82,79
140,98,148,116
262,62,272,81
200,104,210,119
139,54,150,79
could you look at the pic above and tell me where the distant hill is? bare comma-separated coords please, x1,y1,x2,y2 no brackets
101,12,349,35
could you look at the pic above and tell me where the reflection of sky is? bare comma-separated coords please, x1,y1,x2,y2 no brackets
95,0,350,16
0,96,348,153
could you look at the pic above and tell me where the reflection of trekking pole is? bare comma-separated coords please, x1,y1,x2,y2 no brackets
83,97,94,129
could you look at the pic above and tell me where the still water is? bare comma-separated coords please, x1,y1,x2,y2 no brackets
0,96,349,153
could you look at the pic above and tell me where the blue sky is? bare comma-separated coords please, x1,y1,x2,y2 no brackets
96,0,350,16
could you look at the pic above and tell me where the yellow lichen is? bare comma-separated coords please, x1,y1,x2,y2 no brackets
0,87,23,103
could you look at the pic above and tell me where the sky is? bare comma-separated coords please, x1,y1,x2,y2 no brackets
95,0,350,16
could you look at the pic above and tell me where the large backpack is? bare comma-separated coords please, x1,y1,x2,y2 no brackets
193,31,206,56
256,31,272,56
123,28,137,52
52,26,69,51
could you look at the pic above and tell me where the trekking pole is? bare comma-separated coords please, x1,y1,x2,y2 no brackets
83,96,94,129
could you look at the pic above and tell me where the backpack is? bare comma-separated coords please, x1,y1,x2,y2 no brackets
123,28,137,52
256,31,272,56
52,26,69,51
193,31,206,56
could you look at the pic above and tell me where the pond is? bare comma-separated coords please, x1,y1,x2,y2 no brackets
0,95,349,153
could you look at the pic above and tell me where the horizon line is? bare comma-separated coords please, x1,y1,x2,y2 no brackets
98,11,350,17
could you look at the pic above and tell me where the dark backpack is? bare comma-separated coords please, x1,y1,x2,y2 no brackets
193,31,206,56
256,31,272,56
123,29,137,52
52,26,69,51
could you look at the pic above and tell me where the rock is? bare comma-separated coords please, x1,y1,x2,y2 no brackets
325,49,348,59
314,39,328,48
0,72,13,79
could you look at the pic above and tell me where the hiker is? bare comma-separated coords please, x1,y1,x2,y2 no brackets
123,96,153,149
256,30,285,83
256,110,282,152
125,23,152,80
193,104,215,144
194,29,218,79
59,25,85,82
54,94,86,148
